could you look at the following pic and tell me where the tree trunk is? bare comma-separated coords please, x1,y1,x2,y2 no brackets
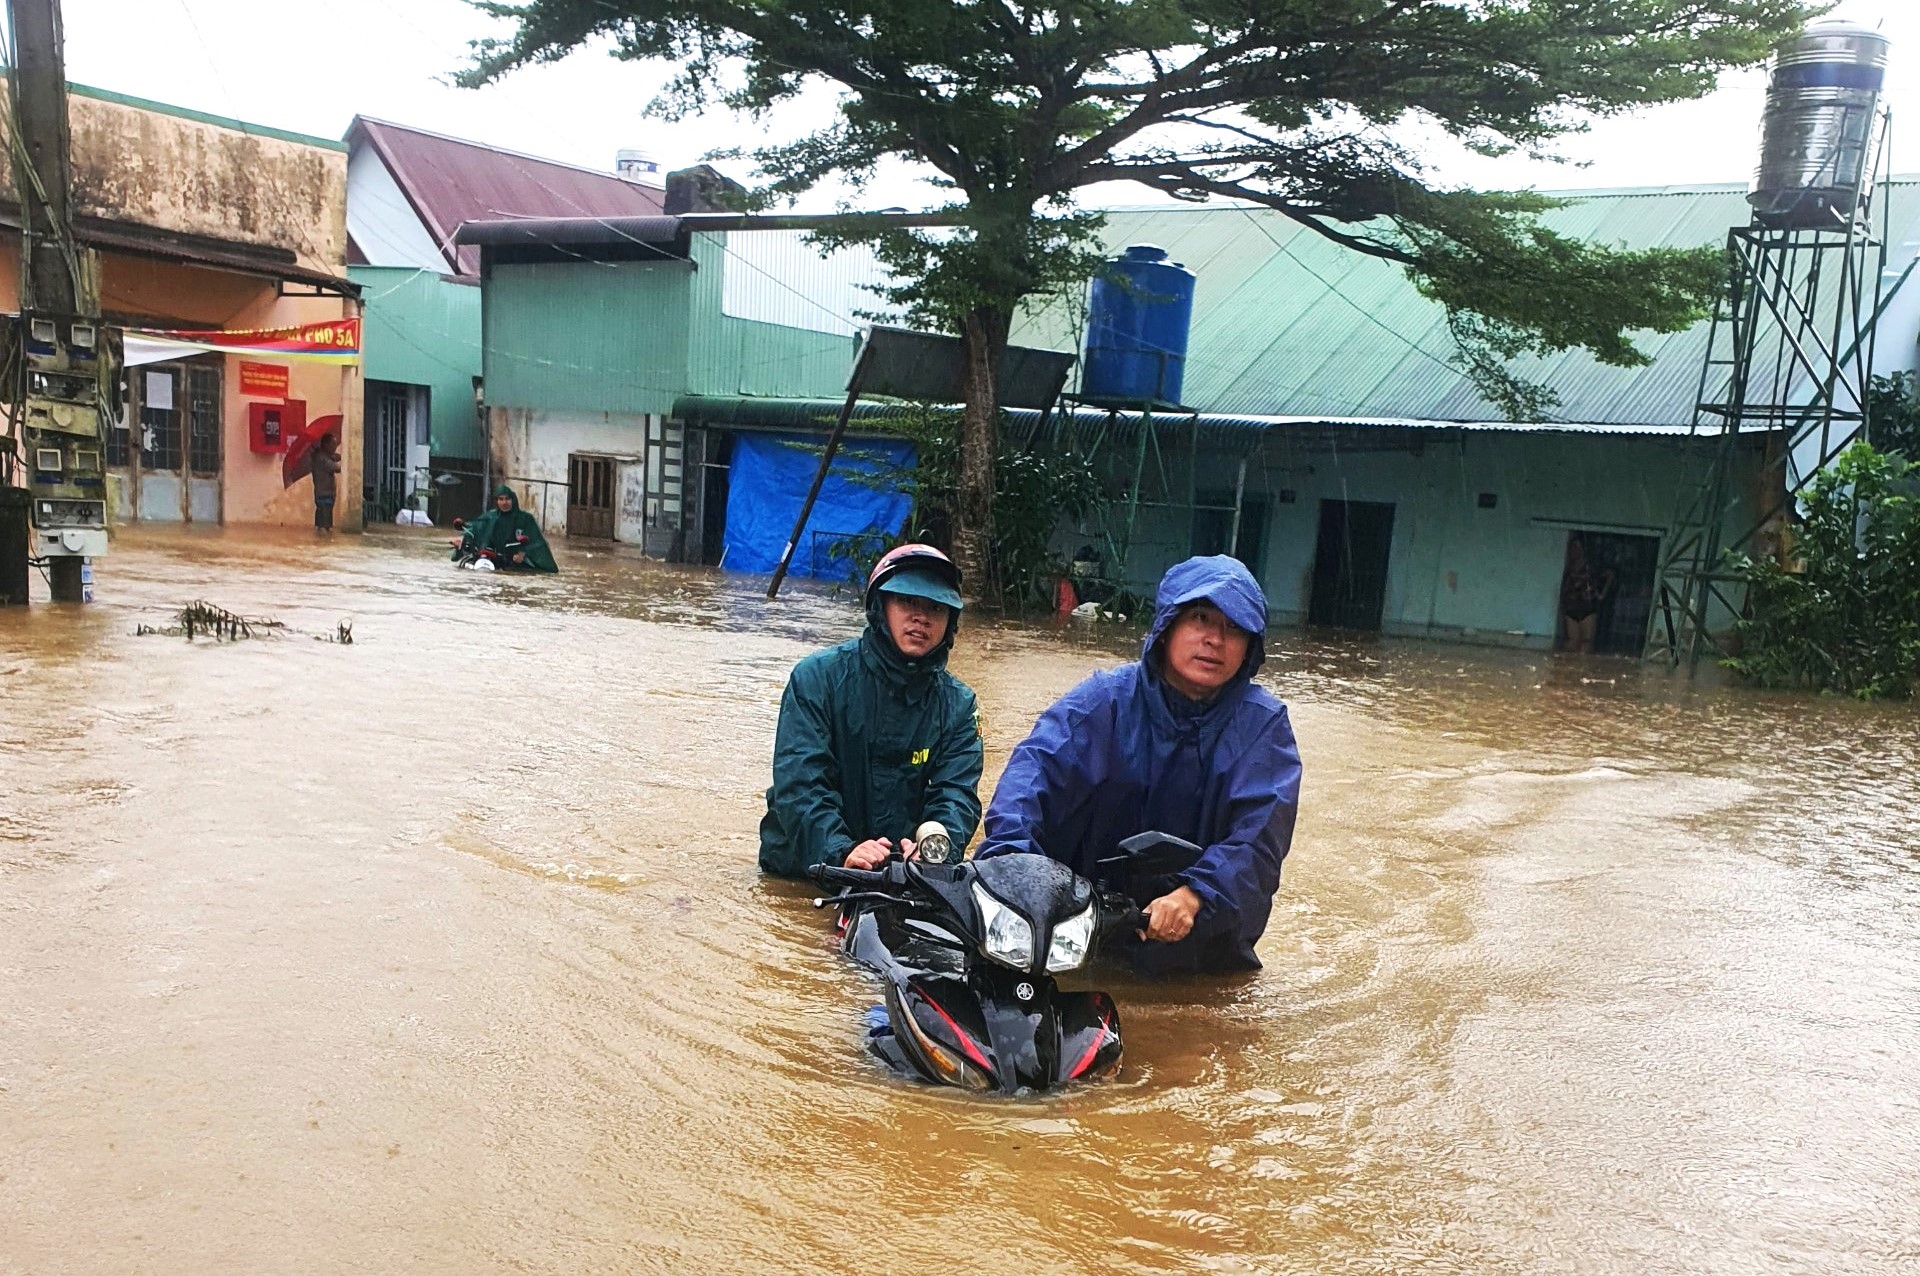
956,304,1011,600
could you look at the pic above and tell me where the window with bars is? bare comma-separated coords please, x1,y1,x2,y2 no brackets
187,364,221,475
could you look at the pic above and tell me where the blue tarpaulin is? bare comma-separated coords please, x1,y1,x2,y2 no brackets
721,432,917,579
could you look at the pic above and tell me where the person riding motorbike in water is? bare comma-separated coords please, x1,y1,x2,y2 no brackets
759,544,984,878
454,483,558,572
975,555,1301,975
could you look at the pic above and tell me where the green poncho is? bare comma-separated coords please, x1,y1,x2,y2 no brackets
456,484,558,573
758,588,983,877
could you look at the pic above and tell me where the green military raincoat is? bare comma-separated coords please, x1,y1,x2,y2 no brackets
456,484,558,572
759,590,983,877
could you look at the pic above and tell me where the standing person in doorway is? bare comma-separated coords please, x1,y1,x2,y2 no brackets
311,432,342,532
1560,536,1615,653
759,544,983,878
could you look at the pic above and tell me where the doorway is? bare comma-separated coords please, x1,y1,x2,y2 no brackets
1556,530,1661,654
1191,493,1269,582
1309,499,1396,630
364,381,416,523
120,360,223,523
698,432,734,565
567,453,616,539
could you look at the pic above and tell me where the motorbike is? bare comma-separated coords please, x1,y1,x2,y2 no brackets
807,830,1203,1094
448,518,531,571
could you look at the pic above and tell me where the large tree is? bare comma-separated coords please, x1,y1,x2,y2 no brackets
463,0,1817,592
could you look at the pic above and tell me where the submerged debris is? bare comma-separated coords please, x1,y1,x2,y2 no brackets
135,601,353,645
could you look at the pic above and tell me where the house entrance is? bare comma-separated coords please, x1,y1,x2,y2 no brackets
112,360,222,523
1191,493,1269,582
1556,530,1661,655
1308,499,1396,631
567,453,616,539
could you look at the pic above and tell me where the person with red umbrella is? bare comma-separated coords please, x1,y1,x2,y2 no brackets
282,415,345,531
308,432,342,531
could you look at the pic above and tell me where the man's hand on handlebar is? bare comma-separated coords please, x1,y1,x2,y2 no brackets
1141,886,1202,943
843,838,894,870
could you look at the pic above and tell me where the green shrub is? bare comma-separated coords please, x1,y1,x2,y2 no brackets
1725,442,1920,699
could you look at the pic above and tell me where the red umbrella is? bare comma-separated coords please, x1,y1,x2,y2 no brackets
282,414,343,488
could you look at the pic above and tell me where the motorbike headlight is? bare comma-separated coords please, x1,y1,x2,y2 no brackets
971,883,1034,970
1045,906,1096,973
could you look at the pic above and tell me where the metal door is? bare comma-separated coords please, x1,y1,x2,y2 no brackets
135,366,184,522
185,364,222,523
364,383,411,522
124,361,222,523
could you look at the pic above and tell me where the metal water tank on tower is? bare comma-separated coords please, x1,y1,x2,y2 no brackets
1080,245,1196,407
1750,21,1891,228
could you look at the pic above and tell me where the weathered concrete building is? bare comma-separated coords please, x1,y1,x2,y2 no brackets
0,83,360,527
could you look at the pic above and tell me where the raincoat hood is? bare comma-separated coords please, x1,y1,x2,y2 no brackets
490,483,520,512
1142,555,1269,692
974,551,1299,974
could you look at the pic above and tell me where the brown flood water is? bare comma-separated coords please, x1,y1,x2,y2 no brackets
3,527,1917,1275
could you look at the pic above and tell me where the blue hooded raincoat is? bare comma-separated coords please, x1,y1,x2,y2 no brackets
976,556,1301,974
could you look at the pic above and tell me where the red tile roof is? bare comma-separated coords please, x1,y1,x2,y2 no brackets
349,117,665,276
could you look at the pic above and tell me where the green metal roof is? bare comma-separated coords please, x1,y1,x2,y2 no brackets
1011,181,1920,427
670,394,1732,445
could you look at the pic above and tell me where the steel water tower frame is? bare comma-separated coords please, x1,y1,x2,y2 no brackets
1649,22,1896,667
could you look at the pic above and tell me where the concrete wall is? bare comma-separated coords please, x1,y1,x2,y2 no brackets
0,83,348,278
1079,428,1759,648
488,406,649,537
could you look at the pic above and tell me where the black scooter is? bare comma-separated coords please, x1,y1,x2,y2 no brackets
808,831,1202,1093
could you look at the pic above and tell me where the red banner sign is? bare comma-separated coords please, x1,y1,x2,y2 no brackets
239,361,291,398
131,318,361,363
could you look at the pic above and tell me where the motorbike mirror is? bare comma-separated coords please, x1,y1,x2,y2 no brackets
451,517,466,530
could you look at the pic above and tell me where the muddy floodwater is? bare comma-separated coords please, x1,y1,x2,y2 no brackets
3,528,1917,1275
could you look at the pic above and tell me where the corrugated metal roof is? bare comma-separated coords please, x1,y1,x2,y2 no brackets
350,118,665,277
671,395,1743,442
1011,181,1920,428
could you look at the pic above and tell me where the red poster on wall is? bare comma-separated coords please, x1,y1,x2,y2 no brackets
239,361,291,398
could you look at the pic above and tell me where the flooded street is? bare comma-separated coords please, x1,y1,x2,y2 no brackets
3,528,1917,1275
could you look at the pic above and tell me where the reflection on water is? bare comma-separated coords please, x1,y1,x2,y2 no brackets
2,526,1916,1275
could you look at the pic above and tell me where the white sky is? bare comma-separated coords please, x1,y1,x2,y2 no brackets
48,0,1920,208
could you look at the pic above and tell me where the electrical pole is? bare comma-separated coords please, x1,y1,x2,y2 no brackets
3,0,109,604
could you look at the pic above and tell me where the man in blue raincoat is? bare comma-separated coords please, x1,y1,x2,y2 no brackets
976,555,1301,974
760,545,984,877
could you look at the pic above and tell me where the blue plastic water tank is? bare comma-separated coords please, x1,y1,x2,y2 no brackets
1081,245,1196,407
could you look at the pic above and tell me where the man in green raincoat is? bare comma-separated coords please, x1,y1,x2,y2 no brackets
454,484,558,572
759,544,983,877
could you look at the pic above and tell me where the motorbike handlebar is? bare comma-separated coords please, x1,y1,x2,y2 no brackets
808,863,889,890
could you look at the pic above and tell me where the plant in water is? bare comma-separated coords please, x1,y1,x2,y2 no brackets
1725,443,1920,700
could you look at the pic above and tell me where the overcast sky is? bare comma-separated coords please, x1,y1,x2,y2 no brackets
49,0,1920,209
